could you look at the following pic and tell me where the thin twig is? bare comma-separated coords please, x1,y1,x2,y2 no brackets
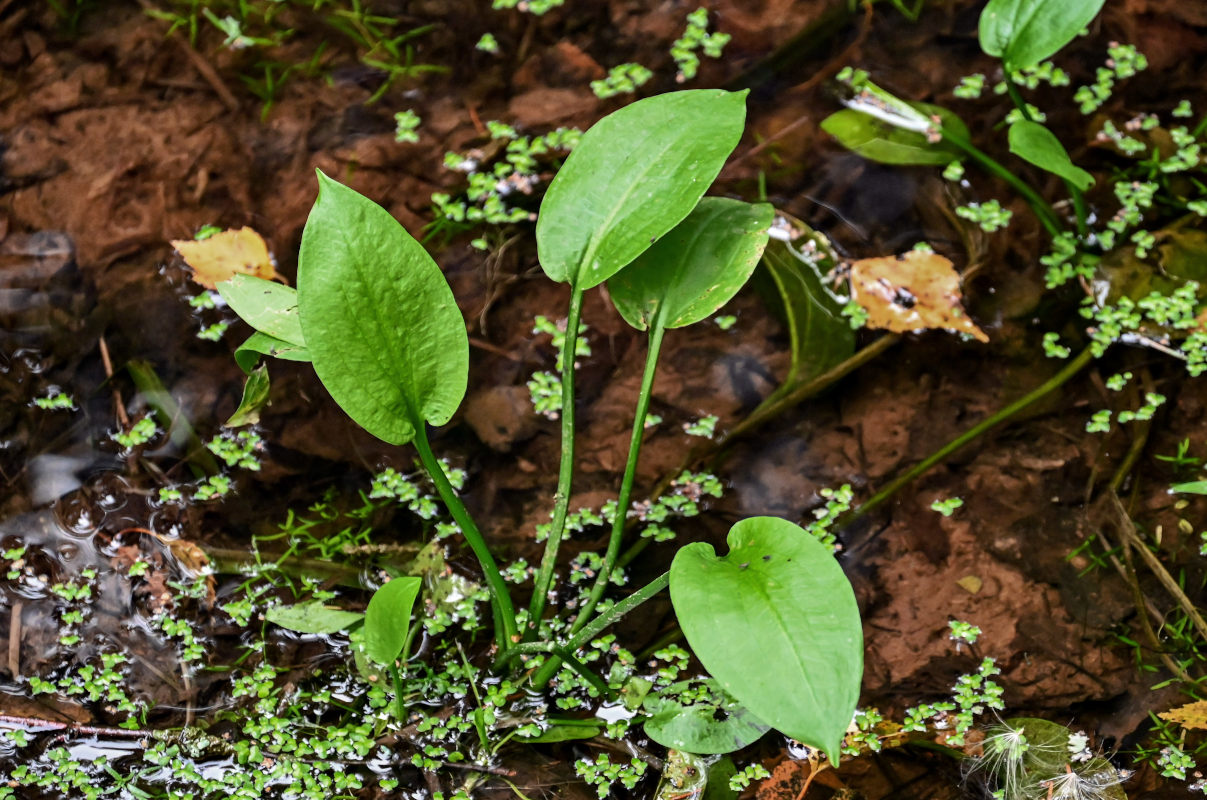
98,337,129,428
135,0,239,112
1103,492,1207,643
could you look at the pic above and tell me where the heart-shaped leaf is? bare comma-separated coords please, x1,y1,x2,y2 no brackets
608,198,774,331
979,0,1106,70
266,600,364,634
821,103,968,166
1008,120,1094,191
218,274,306,346
537,90,748,290
363,576,423,666
298,172,468,445
643,680,771,754
670,516,862,763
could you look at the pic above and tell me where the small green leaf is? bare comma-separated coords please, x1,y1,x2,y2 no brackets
226,363,271,427
218,274,305,346
979,0,1106,70
821,104,968,166
517,719,604,743
643,680,771,754
298,172,468,445
1008,120,1094,191
234,331,310,374
265,600,364,634
363,576,422,665
608,198,774,331
1171,480,1207,495
670,516,862,764
537,90,748,290
757,214,854,392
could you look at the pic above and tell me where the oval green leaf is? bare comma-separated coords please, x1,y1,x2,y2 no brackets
265,600,364,634
821,103,968,166
298,172,468,445
643,680,771,754
1008,120,1094,191
537,89,748,290
608,198,774,331
363,575,422,666
669,516,862,764
218,274,306,346
979,0,1106,70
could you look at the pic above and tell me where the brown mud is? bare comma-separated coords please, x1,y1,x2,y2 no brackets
3,0,1207,797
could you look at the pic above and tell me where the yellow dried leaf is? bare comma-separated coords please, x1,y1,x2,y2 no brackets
171,227,283,290
1159,700,1207,730
848,250,988,342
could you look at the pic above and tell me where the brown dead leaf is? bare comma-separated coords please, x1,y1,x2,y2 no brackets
171,227,283,290
1159,700,1207,730
848,250,988,342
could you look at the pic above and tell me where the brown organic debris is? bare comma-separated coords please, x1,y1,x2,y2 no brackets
1159,700,1207,730
171,227,283,290
848,250,988,342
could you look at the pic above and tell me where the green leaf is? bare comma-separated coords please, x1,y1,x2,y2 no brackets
1008,120,1094,191
608,198,774,331
218,274,306,346
517,719,604,743
669,516,862,764
757,214,854,392
265,600,364,634
226,363,271,427
1171,480,1207,495
821,103,968,166
234,331,310,374
363,576,423,666
643,680,771,754
537,90,748,290
979,0,1106,70
703,757,738,800
298,172,468,445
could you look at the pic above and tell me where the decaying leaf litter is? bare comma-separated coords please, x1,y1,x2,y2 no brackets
3,0,1207,797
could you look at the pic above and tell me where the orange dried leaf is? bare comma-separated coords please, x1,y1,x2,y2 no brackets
848,250,988,342
172,227,283,290
1159,700,1207,730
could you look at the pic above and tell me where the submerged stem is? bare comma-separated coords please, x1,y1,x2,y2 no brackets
412,425,517,653
941,126,1063,238
846,345,1094,523
527,287,585,638
570,323,666,635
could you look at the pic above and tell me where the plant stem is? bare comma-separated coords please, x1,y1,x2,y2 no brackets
527,287,586,638
940,126,1063,238
721,334,900,448
528,571,670,687
389,663,406,720
569,323,666,635
412,425,517,653
846,345,1094,523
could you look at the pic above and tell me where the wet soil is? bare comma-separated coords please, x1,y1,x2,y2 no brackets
4,0,1207,798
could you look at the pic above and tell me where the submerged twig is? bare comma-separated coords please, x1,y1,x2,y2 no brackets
845,346,1095,527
